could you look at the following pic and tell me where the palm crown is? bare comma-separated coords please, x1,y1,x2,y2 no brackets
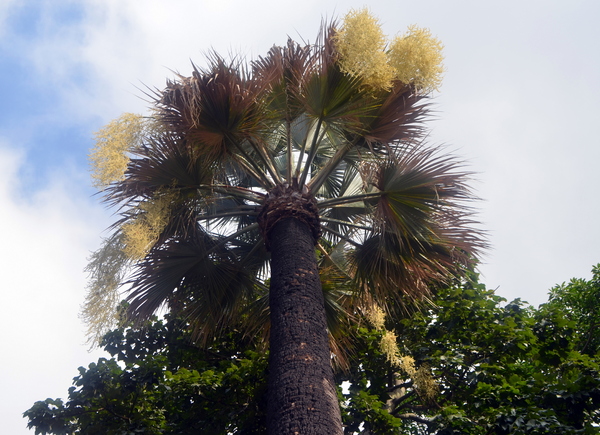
85,15,484,348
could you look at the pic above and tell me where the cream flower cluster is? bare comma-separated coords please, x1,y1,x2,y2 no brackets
367,304,438,401
121,191,177,260
89,113,145,188
335,8,444,93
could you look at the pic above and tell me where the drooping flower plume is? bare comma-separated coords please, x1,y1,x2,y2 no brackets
367,303,438,400
89,113,145,188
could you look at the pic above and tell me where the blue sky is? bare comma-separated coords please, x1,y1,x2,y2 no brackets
2,1,599,433
1,2,92,190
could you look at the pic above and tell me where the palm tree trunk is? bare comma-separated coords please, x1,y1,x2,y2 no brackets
266,217,343,435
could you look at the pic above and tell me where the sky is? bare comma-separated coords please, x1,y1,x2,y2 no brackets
1,0,599,433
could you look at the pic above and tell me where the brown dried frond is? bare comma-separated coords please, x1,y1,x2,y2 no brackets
253,38,314,98
155,58,271,165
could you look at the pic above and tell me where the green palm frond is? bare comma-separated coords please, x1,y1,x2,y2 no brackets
127,226,267,344
318,163,369,243
341,145,485,313
104,133,211,204
371,145,476,242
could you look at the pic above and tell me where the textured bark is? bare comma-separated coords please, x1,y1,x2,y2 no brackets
266,217,343,435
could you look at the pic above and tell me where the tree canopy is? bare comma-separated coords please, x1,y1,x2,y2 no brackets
26,266,600,434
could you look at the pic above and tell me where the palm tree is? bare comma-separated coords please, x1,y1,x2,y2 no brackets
86,12,484,435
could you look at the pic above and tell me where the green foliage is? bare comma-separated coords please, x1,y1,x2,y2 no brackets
26,267,600,434
24,315,268,434
540,264,600,356
336,269,600,434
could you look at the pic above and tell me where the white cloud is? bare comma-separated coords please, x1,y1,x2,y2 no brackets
0,0,17,35
431,23,600,306
14,0,329,123
0,145,109,434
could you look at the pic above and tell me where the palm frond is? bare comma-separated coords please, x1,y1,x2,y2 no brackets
155,57,277,188
362,83,429,147
104,133,211,206
126,227,266,344
342,145,486,313
370,145,478,245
